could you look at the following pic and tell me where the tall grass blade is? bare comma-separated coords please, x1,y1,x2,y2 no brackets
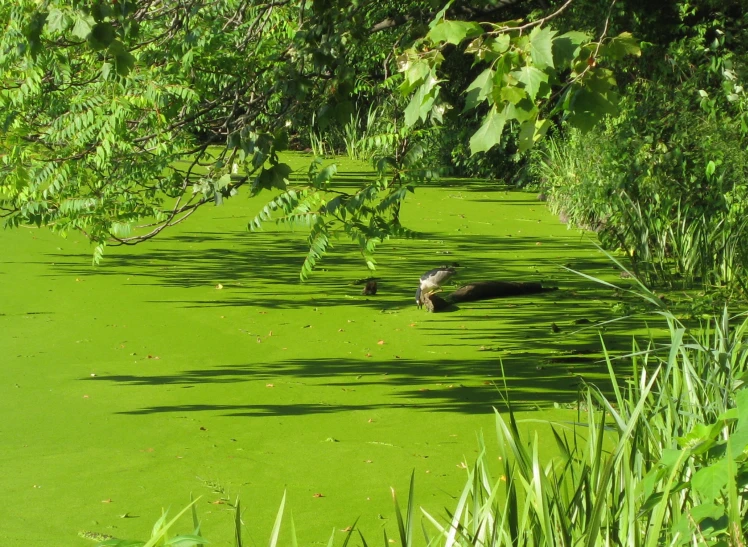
584,367,660,547
644,449,691,547
142,500,200,547
391,471,415,547
289,510,298,547
269,491,286,547
189,493,203,547
339,517,359,547
234,497,242,547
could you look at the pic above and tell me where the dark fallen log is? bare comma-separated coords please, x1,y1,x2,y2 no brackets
449,280,556,303
421,280,557,311
424,293,450,312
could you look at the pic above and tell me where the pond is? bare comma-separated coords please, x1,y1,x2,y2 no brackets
0,154,646,545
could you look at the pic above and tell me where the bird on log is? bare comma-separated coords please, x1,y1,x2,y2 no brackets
416,268,556,312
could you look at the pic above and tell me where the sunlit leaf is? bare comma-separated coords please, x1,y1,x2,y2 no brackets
47,8,70,33
517,120,536,153
528,26,556,69
464,68,495,111
604,32,641,59
427,20,483,45
692,458,729,500
469,105,507,155
512,66,548,101
71,13,94,40
500,85,525,105
553,31,590,67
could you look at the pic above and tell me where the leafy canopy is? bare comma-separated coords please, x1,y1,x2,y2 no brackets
0,0,640,275
398,2,641,154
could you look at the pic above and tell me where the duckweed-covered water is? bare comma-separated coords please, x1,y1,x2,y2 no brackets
1,154,645,545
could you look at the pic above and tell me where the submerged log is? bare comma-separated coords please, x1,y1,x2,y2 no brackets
421,280,557,312
449,280,555,303
423,293,450,312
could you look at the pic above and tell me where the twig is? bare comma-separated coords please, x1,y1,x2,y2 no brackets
489,0,574,34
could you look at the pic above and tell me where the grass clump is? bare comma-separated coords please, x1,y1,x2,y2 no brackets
89,305,748,546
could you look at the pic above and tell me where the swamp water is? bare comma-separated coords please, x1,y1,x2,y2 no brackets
1,155,644,545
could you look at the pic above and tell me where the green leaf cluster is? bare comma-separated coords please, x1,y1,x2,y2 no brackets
249,139,426,280
0,0,304,259
399,15,641,155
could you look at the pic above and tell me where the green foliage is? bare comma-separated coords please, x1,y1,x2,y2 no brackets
397,6,642,156
0,0,304,255
249,138,429,279
533,4,748,296
527,0,748,301
0,0,649,273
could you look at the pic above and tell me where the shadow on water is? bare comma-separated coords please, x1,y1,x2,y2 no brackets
87,346,623,416
51,200,640,415
48,225,640,352
44,230,615,296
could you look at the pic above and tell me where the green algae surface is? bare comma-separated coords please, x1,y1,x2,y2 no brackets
1,155,647,545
